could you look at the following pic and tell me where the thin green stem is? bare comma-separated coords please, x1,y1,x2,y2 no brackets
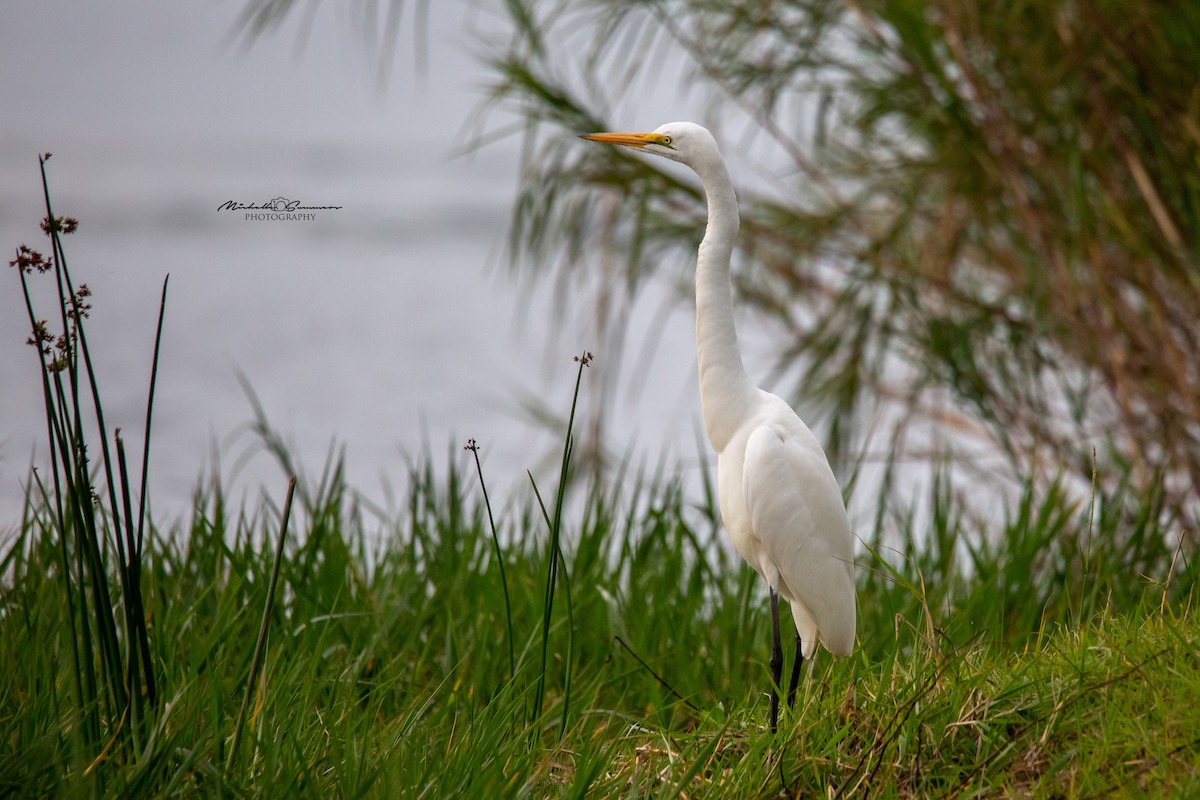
530,352,591,727
466,439,515,682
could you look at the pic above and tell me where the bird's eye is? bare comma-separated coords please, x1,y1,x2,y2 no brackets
661,136,672,145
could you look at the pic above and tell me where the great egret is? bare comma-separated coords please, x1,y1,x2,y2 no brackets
582,123,856,733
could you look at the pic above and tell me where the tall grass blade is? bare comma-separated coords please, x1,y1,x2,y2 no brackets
114,434,145,749
466,439,515,681
528,471,556,723
228,475,298,773
529,352,591,728
131,276,169,709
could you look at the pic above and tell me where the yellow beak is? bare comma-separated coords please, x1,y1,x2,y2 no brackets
580,131,666,148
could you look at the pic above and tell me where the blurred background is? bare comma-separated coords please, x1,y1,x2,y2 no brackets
0,1,720,526
3,0,1197,541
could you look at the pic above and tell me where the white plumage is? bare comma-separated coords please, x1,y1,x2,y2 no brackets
583,122,856,731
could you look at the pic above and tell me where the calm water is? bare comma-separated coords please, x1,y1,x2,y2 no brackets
0,130,708,527
0,0,878,535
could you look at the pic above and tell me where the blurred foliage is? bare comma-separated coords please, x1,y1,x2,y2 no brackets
238,0,1200,530
468,0,1200,530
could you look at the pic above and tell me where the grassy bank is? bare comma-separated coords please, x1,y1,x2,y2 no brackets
2,437,1197,797
3,163,1197,798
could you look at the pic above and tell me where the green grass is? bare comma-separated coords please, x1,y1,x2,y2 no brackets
3,162,1198,799
3,416,1198,797
3,445,1198,798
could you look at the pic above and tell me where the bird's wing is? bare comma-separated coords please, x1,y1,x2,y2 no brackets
742,421,856,656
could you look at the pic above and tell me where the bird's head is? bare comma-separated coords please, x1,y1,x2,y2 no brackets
581,122,721,171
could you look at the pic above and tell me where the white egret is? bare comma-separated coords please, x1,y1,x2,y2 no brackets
582,123,856,733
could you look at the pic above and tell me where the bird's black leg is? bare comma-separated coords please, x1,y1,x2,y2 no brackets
769,588,783,734
787,632,804,709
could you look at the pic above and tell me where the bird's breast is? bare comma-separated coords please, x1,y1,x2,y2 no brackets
715,428,763,577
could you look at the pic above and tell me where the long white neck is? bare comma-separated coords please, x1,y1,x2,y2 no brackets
693,155,757,452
